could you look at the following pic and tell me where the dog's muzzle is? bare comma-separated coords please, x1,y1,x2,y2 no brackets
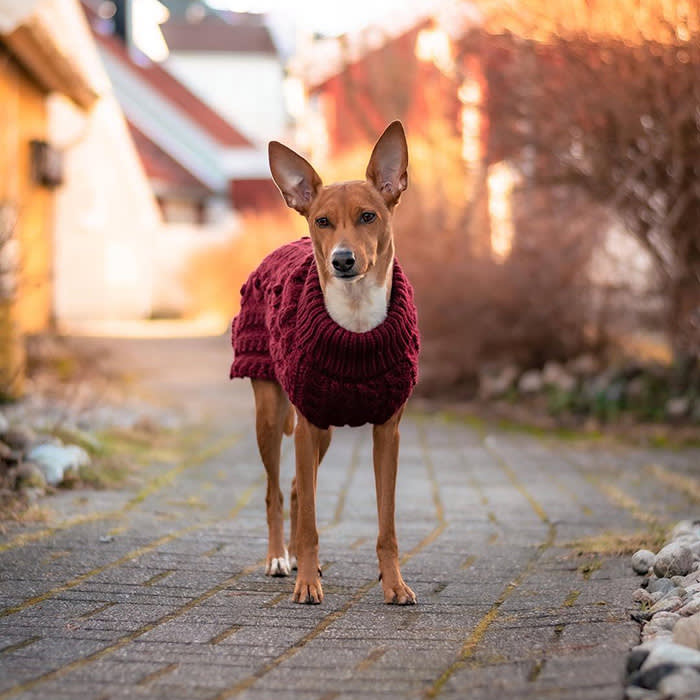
331,248,357,278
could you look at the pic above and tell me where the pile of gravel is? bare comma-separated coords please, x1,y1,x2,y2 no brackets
627,520,700,699
0,411,92,497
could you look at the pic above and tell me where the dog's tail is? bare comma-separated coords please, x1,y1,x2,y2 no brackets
283,406,295,436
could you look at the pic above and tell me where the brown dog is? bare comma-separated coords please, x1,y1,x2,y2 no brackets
232,122,418,605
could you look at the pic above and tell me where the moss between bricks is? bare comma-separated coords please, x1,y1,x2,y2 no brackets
419,405,700,449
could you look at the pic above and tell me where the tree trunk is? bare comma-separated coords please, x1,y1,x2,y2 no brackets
669,268,700,360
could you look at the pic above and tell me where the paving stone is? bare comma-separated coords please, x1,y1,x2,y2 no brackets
0,335,697,699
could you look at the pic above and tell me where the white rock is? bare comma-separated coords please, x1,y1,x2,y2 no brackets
675,536,700,550
657,666,700,696
672,521,700,540
678,599,700,617
646,597,683,616
676,572,700,589
666,396,690,419
624,687,663,700
26,443,90,486
518,369,544,394
632,550,657,575
634,639,670,652
641,641,700,671
542,361,577,392
655,542,695,578
642,627,673,643
674,586,689,600
648,577,677,595
674,613,700,650
633,588,654,604
688,541,700,562
647,611,681,632
567,353,599,376
479,365,519,400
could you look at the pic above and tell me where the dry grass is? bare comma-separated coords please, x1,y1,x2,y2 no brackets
565,528,667,557
646,464,700,504
0,497,53,533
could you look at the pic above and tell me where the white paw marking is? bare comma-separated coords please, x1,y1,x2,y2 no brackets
265,548,290,577
289,554,297,570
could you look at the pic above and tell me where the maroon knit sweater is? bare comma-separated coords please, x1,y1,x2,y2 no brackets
230,237,420,429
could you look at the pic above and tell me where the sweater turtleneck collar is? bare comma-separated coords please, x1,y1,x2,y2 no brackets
289,251,418,379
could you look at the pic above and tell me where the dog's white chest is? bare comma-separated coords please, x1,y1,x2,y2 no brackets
325,277,389,332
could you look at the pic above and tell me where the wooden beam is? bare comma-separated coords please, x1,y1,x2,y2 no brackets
2,14,97,110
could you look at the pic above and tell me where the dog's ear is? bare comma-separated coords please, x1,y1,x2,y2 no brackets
366,121,408,209
269,142,322,216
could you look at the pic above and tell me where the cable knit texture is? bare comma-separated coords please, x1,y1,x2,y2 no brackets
230,237,420,429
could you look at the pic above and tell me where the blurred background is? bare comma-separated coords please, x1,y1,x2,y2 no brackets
0,0,698,428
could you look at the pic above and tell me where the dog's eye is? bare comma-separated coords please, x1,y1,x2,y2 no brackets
315,216,331,228
360,211,376,224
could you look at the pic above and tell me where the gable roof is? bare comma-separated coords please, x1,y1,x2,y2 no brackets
82,2,252,148
127,121,211,195
0,0,98,109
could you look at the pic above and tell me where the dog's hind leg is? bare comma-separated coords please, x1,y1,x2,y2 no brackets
252,379,291,577
289,424,331,571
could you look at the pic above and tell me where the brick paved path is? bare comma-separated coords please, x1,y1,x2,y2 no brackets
0,336,698,700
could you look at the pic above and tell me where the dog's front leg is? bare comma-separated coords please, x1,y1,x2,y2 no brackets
292,413,325,604
373,408,416,604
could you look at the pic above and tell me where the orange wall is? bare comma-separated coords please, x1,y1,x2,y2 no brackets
0,45,53,334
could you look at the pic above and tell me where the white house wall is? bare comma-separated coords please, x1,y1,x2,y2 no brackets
29,0,161,322
166,52,287,144
50,92,160,321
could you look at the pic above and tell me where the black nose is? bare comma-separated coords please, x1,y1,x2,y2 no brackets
331,249,356,274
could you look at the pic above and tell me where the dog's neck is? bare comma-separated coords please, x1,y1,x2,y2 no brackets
323,257,394,333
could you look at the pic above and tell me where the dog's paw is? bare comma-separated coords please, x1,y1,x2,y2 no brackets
289,554,298,570
292,577,323,604
382,579,417,605
265,549,290,577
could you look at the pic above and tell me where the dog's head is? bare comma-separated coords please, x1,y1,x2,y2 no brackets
268,122,408,289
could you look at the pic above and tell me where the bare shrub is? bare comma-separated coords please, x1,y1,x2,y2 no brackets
387,126,603,395
459,0,700,358
182,209,306,322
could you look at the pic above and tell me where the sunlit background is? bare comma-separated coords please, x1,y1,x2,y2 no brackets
1,0,698,416
208,0,432,35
